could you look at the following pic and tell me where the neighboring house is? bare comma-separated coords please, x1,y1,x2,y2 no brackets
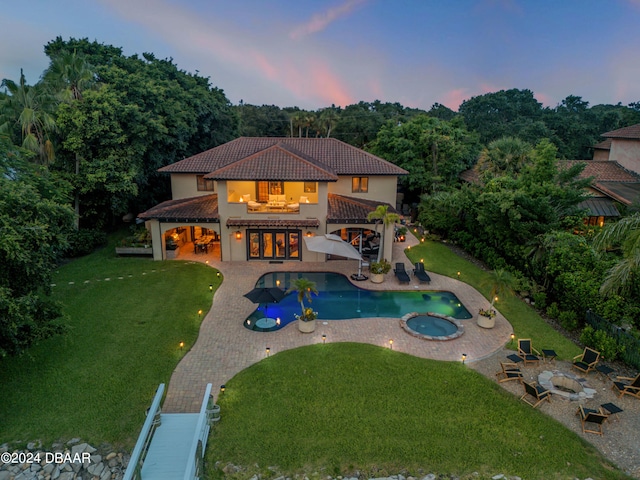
138,137,407,262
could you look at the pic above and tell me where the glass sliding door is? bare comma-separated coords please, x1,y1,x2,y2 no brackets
246,229,301,260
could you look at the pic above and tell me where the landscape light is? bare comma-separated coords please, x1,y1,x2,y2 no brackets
322,334,326,343
389,339,393,349
462,353,467,364
266,347,270,357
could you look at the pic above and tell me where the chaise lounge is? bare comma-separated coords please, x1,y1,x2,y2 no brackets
394,263,411,284
413,262,431,284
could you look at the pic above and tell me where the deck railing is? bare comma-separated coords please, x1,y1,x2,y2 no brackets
122,384,165,480
183,383,213,480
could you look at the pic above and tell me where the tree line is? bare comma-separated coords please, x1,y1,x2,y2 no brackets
2,36,640,357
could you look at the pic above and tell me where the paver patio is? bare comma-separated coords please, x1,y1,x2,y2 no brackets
163,234,512,413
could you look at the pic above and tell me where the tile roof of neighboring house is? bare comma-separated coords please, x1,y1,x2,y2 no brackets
594,182,640,206
593,138,612,150
137,193,397,224
326,193,398,224
204,143,338,181
159,137,408,177
562,160,640,182
602,123,640,139
138,194,219,222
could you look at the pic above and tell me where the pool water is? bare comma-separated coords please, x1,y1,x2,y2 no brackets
406,315,458,337
244,272,472,332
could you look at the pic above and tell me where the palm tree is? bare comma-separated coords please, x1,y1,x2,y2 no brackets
482,268,515,312
0,70,57,164
319,107,339,137
287,278,318,320
42,51,95,229
475,136,532,179
367,205,401,262
592,213,640,296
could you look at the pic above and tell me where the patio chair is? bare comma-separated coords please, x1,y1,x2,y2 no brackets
576,405,608,435
242,194,261,212
517,339,541,366
572,347,600,374
520,381,551,408
495,362,523,384
612,373,640,399
413,263,431,284
394,263,411,284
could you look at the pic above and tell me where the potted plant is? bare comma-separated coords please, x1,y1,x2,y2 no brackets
369,259,391,284
288,278,319,333
477,268,514,329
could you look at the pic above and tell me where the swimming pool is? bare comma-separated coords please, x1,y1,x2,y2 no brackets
244,272,472,332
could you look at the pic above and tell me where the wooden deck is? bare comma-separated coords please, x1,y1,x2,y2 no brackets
140,413,200,479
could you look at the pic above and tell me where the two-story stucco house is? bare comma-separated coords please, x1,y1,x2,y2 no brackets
138,137,407,262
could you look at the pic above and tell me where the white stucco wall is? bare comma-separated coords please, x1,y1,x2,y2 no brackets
328,176,398,206
609,138,640,175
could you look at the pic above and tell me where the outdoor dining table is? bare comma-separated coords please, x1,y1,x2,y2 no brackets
194,235,215,253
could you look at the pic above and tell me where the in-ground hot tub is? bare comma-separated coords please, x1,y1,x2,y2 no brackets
400,312,464,341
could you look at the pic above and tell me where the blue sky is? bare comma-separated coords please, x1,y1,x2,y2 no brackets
2,0,640,111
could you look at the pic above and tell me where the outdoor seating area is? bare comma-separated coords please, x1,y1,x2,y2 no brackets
612,373,640,399
240,193,306,213
573,346,601,374
517,338,541,365
577,405,608,435
520,380,551,408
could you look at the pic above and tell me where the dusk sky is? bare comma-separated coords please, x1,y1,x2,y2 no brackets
2,0,640,111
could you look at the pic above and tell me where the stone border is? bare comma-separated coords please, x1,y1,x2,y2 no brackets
538,370,597,401
400,312,464,341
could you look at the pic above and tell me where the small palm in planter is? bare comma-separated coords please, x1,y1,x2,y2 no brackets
369,259,391,283
478,268,514,329
288,278,319,333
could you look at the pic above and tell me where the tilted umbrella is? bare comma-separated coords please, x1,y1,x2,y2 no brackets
303,234,363,261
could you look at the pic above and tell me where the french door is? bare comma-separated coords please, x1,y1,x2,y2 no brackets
247,229,300,260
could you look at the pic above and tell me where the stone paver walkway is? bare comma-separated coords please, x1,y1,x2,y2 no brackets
163,234,512,412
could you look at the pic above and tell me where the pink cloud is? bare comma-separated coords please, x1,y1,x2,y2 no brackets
439,89,469,111
290,0,368,40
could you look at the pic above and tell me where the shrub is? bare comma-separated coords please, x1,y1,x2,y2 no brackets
370,259,391,275
532,292,547,310
580,325,623,361
65,229,107,258
558,310,579,331
546,302,560,320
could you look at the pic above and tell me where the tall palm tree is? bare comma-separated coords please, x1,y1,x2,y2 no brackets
0,70,57,164
287,278,318,319
592,213,640,296
43,51,95,229
319,107,339,137
367,205,400,262
43,49,95,102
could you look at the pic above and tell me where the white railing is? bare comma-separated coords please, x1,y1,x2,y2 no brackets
183,383,213,480
122,384,165,480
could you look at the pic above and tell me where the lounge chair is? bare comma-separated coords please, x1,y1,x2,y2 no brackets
241,194,261,212
495,362,523,384
520,381,551,408
576,405,608,435
612,373,640,399
572,347,600,374
394,263,411,284
517,339,541,366
413,263,431,284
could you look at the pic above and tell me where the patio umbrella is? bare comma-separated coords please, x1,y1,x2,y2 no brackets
303,234,363,261
244,287,286,327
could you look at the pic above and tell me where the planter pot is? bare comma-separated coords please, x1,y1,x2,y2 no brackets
370,273,385,284
298,319,316,333
477,314,495,329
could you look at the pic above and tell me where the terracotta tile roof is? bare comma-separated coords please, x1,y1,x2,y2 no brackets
327,194,398,224
205,143,338,181
602,124,640,139
593,138,612,150
226,218,320,228
138,194,219,222
562,160,640,182
159,137,408,177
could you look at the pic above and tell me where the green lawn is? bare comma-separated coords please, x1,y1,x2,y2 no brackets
208,343,628,479
0,237,220,448
405,239,581,360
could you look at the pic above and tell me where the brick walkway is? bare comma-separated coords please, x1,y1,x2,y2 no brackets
162,235,513,412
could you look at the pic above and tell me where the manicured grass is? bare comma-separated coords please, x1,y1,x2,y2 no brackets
208,343,627,479
0,237,220,448
405,239,581,360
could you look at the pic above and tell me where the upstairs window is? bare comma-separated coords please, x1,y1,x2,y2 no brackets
352,177,368,193
197,175,215,191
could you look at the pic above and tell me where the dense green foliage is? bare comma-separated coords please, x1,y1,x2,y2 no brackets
0,241,218,445
0,142,74,356
208,344,625,479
